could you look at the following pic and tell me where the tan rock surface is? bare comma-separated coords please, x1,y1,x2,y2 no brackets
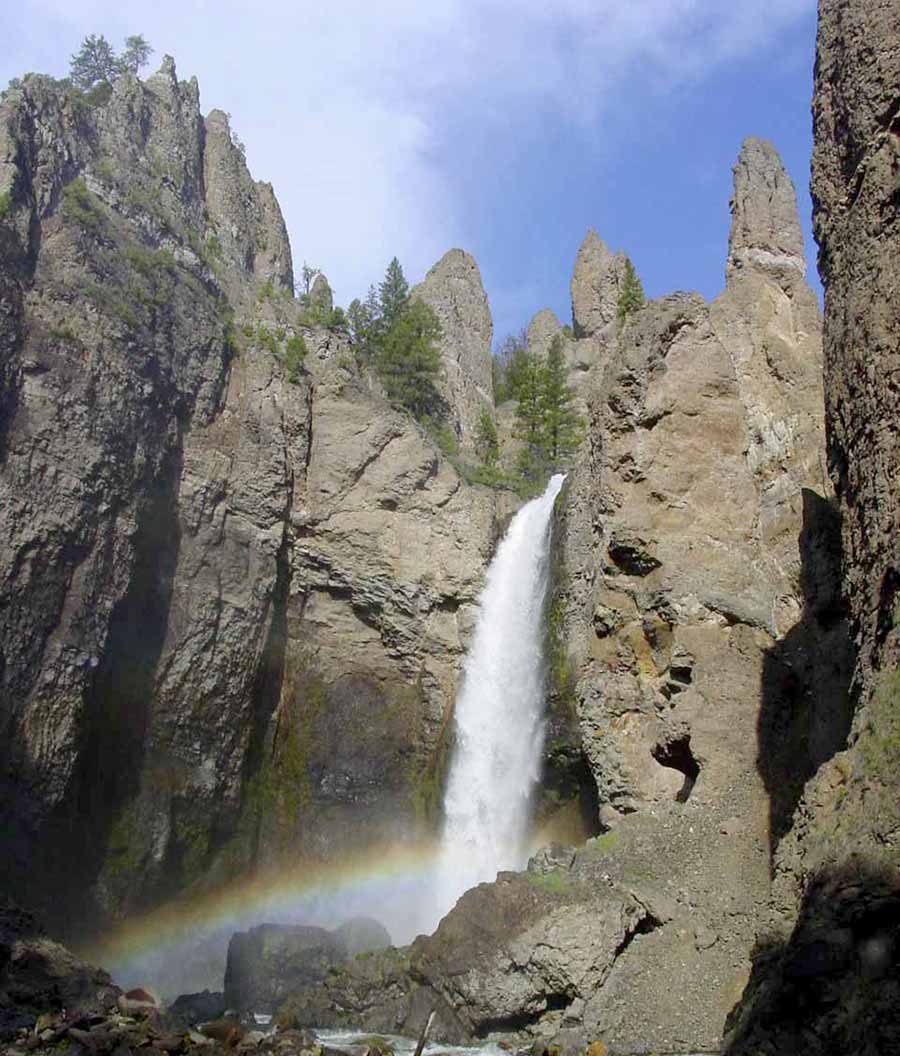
412,249,494,453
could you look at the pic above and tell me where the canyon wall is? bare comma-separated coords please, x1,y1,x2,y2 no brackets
271,138,854,1054
0,60,500,935
724,2,900,1051
545,137,852,1052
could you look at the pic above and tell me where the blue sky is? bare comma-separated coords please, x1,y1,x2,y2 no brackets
5,2,819,342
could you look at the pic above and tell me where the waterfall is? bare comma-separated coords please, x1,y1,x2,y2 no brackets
433,472,566,918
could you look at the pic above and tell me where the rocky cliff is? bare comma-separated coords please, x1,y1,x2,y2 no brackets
0,60,502,935
549,139,854,1052
412,249,494,453
267,138,852,1054
723,3,900,1052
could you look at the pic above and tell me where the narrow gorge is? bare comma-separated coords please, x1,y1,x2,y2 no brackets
1,2,899,1054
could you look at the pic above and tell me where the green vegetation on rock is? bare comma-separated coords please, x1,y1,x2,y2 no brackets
474,406,499,466
492,331,585,486
858,669,900,779
526,870,573,894
617,256,645,323
69,33,153,92
61,177,105,234
283,334,307,383
348,257,446,425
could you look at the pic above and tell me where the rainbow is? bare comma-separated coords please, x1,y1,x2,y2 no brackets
78,807,591,1000
79,841,443,999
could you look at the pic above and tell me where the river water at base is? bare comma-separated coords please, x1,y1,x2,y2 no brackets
315,1030,506,1056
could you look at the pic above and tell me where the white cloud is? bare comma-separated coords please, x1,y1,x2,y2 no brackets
7,0,815,307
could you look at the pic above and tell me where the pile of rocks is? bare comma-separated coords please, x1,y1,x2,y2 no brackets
3,998,366,1056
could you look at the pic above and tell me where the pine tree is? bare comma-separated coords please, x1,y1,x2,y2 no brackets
347,284,380,356
348,258,445,426
378,257,409,328
474,407,499,466
119,35,153,75
540,335,583,463
492,329,531,403
70,34,153,91
617,256,645,323
69,34,118,90
376,298,443,421
513,349,546,478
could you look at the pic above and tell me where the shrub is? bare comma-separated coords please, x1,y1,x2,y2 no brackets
474,407,499,466
0,189,12,220
283,334,307,383
61,177,105,234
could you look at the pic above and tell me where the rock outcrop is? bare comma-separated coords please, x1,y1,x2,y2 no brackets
225,920,386,1017
723,3,900,1052
545,138,851,1051
412,249,494,452
271,136,853,1055
0,62,266,926
224,918,390,1013
0,63,501,937
727,137,807,288
806,0,900,863
276,854,656,1045
569,231,624,343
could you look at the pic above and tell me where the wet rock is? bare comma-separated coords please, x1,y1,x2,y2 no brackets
224,925,347,1014
199,1017,246,1046
330,919,391,957
117,989,159,1017
0,904,119,1026
165,992,227,1030
276,868,652,1044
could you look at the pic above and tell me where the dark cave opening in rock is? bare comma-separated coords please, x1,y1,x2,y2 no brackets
652,734,700,803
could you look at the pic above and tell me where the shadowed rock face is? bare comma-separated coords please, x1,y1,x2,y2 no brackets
0,63,502,935
0,904,120,1039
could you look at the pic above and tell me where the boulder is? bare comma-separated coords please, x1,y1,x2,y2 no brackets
275,861,656,1045
165,990,227,1029
225,924,347,1013
0,903,119,1039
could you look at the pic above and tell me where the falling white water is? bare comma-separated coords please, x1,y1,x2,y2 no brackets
431,472,566,920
